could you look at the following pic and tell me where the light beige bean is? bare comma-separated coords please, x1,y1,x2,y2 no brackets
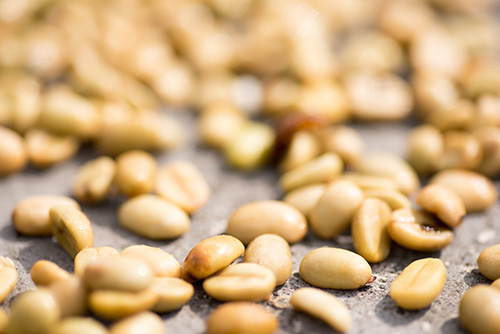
309,180,364,239
151,277,194,313
198,103,247,148
339,173,400,191
0,257,17,303
181,235,245,283
279,152,344,192
283,183,326,217
345,72,413,121
363,189,411,210
25,129,79,168
48,276,88,318
492,278,500,291
478,244,500,281
388,208,454,251
84,257,152,292
115,150,157,198
425,99,475,131
416,184,466,227
72,156,117,203
243,234,292,286
316,125,364,166
118,194,190,240
5,289,61,334
0,125,28,176
438,131,482,170
206,302,279,334
50,205,94,258
460,285,500,334
430,168,498,212
407,124,444,175
226,200,307,244
121,245,181,278
30,260,71,286
473,126,500,177
110,311,164,334
223,122,275,170
155,160,210,214
12,195,80,236
299,247,373,290
354,151,420,195
74,247,120,278
390,258,446,310
51,317,109,334
88,289,159,321
279,130,322,173
203,263,276,302
352,198,392,263
291,288,351,333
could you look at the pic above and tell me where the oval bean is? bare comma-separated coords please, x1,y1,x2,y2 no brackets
30,260,71,286
460,285,500,334
388,208,454,251
74,247,120,278
206,302,279,334
363,188,411,210
72,156,117,204
430,168,498,212
110,312,164,334
352,198,392,263
88,289,159,321
291,288,351,333
118,194,190,240
283,183,326,217
48,276,88,318
416,184,465,227
309,180,364,239
203,263,276,302
478,244,500,281
0,257,17,303
243,234,292,286
121,245,181,278
181,235,245,283
0,125,28,176
12,195,80,236
299,247,373,289
51,317,109,334
151,277,194,313
115,150,157,198
226,200,307,244
390,258,446,310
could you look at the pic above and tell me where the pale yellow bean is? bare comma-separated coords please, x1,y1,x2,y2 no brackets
283,183,326,217
388,208,454,251
352,198,392,263
407,124,444,175
0,257,17,303
72,156,117,204
299,247,373,289
478,244,500,281
118,194,190,240
110,311,164,334
308,180,364,239
198,103,247,148
30,260,71,286
279,130,322,172
51,317,109,334
339,173,400,191
181,235,245,283
5,289,61,334
88,289,159,321
243,234,292,286
279,152,344,192
50,205,94,258
0,308,7,333
84,257,153,292
115,150,157,198
206,302,279,334
460,285,500,334
492,278,500,291
150,277,194,313
0,125,28,176
430,168,498,212
438,131,482,170
48,275,88,318
223,122,275,170
390,258,446,310
155,160,210,214
12,195,80,236
25,129,79,168
121,245,181,278
317,125,364,166
354,151,420,195
291,288,351,333
74,247,120,278
363,189,411,210
226,200,307,244
416,184,465,227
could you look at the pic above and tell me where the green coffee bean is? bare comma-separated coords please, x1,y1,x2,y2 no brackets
150,277,194,313
72,156,117,204
110,311,164,334
460,285,500,334
283,183,326,217
416,184,465,227
51,317,109,334
121,245,181,278
30,260,71,286
478,244,500,281
0,257,17,303
115,150,157,198
0,125,28,176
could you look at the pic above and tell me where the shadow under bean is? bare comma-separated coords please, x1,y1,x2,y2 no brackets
463,269,490,287
374,294,429,326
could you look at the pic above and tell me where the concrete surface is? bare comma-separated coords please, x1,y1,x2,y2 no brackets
0,111,497,333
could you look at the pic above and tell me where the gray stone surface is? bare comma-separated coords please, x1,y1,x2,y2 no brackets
0,111,497,333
